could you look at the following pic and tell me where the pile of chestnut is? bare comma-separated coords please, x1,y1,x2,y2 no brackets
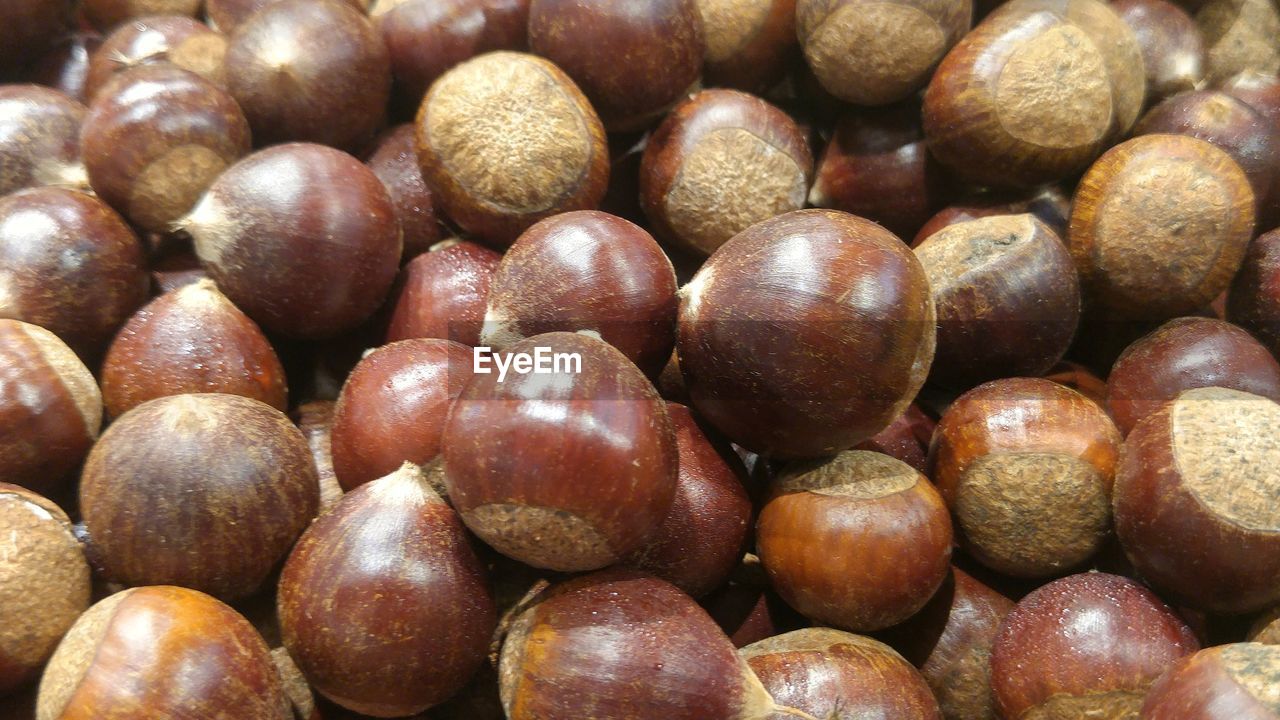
4,0,1280,717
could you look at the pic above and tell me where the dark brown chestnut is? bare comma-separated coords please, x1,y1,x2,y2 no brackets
0,0,73,75
0,85,88,196
1229,228,1280,355
183,143,402,339
701,554,811,648
528,0,704,131
443,332,678,572
207,0,372,33
1141,643,1280,719
640,89,813,256
385,239,502,347
279,464,496,717
1220,69,1280,127
225,0,390,152
677,209,935,458
28,32,103,103
367,124,442,261
1114,0,1207,104
83,0,202,29
854,403,935,474
480,210,678,377
80,393,320,600
694,0,798,92
1196,0,1280,83
85,16,227,101
1114,386,1280,614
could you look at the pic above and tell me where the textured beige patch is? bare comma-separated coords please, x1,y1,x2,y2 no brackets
1220,643,1280,713
697,0,773,62
1197,0,1280,82
916,214,1037,294
171,33,228,87
663,127,806,255
271,647,316,720
806,3,946,103
20,322,102,438
779,450,919,500
1172,387,1280,532
996,25,1113,149
36,590,134,720
465,503,612,571
1023,689,1144,720
130,145,230,231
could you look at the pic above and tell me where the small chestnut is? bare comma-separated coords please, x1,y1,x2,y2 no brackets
85,16,227,101
1228,228,1280,356
385,239,502,347
701,554,811,648
855,403,935,474
0,85,88,196
694,0,798,92
1220,69,1280,127
1114,0,1207,104
1141,643,1280,719
1196,0,1280,83
367,124,443,261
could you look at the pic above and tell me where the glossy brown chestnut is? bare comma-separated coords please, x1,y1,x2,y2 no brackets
854,403,935,474
757,451,954,631
1106,317,1280,435
701,554,811,648
367,125,442,261
1069,134,1255,321
36,586,292,720
0,484,91,697
279,464,496,717
292,401,345,513
1114,387,1280,614
798,0,970,105
640,89,813,256
694,0,797,91
80,393,320,600
28,32,103,103
677,210,936,458
330,339,472,491
914,214,1081,389
415,51,609,246
85,16,227,101
923,0,1146,188
499,569,812,719
207,0,372,32
225,0,390,151
528,0,703,131
385,239,502,347
912,186,1072,246
931,378,1122,577
443,332,677,571
0,86,88,196
100,279,287,418
83,0,202,29
0,188,148,358
1043,360,1109,407
1196,0,1280,83
0,0,72,74
82,65,251,233
1141,643,1280,720
1221,69,1280,127
1114,0,1207,104
741,628,942,720
991,573,1199,720
480,211,678,376
1231,229,1280,355
183,143,402,339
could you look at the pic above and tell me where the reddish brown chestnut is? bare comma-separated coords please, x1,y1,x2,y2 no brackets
443,332,678,572
1221,69,1280,127
855,403,935,474
1114,0,1207,104
279,464,496,717
292,401,345,513
757,451,954,632
415,51,609,246
741,628,942,720
528,0,704,131
480,210,678,377
1230,229,1280,355
385,239,502,347
330,339,472,492
0,0,72,74
80,393,320,600
82,65,251,233
0,85,88,196
367,125,442,261
0,484,91,697
914,214,1081,388
36,586,292,720
1114,387,1280,614
83,0,202,29
1196,0,1280,83
930,378,1122,578
183,143,402,339
677,210,936,458
640,89,813,256
701,554,811,648
1142,643,1280,719
100,279,287,418
225,0,390,151
0,187,148,358
85,16,227,101
694,0,797,91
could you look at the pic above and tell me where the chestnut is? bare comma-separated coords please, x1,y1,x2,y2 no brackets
797,0,970,105
1141,643,1280,719
1114,0,1207,104
1221,69,1280,127
82,65,251,233
415,51,608,246
528,0,704,131
183,143,403,340
0,85,88,196
330,338,472,492
677,209,935,458
28,31,104,103
914,214,1081,389
757,450,954,631
930,378,1122,578
80,393,320,600
385,239,501,347
1107,317,1280,435
0,0,73,75
481,210,678,377
0,484,91,697
640,89,813,256
1114,386,1280,614
741,628,942,719
225,0,390,152
367,125,442,261
990,573,1199,720
36,586,292,720
207,0,372,33
292,400,345,513
85,16,227,101
1196,0,1280,83
855,403,935,474
923,0,1146,188
1069,134,1255,321
913,186,1072,247
701,554,811,648
148,245,208,295
1231,229,1280,355
0,187,148,358
100,279,287,418
1043,360,1109,407
694,0,797,92
279,463,496,717
83,0,202,29
1250,607,1280,644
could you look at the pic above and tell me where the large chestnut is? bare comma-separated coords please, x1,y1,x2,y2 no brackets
694,0,797,92
80,393,320,600
279,464,496,717
0,85,88,196
1229,228,1280,356
1113,0,1207,103
757,450,953,631
36,586,291,720
385,239,502,347
677,209,935,458
183,143,402,339
991,572,1199,720
85,16,227,101
1114,386,1280,614
480,210,678,377
1142,643,1280,719
367,124,442,261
